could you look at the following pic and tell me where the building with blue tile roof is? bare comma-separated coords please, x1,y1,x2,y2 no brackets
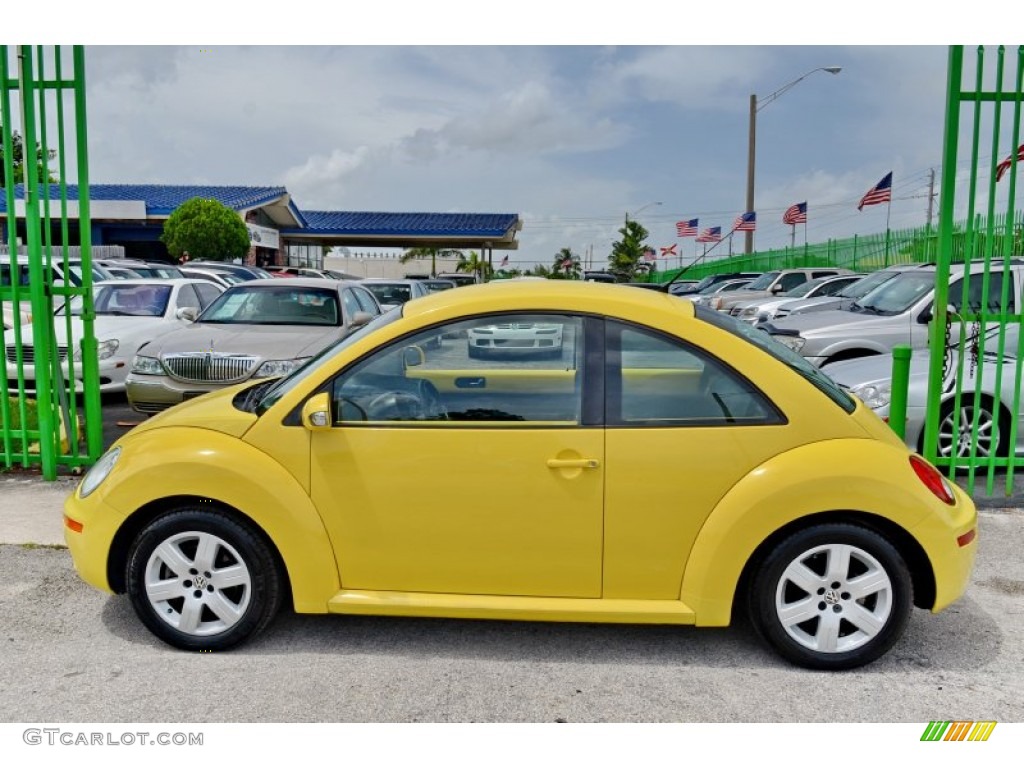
1,184,522,271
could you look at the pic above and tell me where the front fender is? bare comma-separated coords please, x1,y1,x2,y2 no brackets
93,427,338,613
680,438,939,626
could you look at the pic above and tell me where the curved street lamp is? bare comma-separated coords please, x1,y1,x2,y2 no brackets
744,66,842,253
625,200,662,224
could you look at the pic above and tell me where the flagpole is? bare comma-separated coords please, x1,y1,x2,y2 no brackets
884,196,892,267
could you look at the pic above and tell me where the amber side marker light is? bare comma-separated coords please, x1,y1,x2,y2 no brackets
957,529,977,548
64,515,83,533
909,455,956,506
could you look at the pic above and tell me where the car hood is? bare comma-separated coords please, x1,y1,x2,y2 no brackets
766,308,892,337
139,323,340,359
823,352,930,388
121,381,259,440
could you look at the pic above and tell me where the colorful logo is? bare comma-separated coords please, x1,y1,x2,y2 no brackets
921,721,997,741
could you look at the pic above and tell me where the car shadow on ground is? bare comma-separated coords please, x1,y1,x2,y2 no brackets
98,590,1001,673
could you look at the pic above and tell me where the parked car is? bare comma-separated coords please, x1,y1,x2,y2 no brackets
671,272,762,296
360,278,432,311
2,254,111,329
769,260,1024,367
689,278,755,306
729,274,864,325
265,266,338,279
435,272,478,287
180,266,247,289
825,324,1024,458
711,268,855,312
125,278,381,414
65,281,977,669
769,266,913,323
467,319,564,358
186,261,274,281
95,259,185,279
6,278,223,393
666,280,702,296
419,279,458,293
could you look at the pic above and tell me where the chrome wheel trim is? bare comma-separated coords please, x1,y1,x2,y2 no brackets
774,543,893,654
144,531,253,636
938,403,996,458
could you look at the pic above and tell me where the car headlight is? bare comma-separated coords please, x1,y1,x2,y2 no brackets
773,335,806,353
131,355,165,375
255,357,311,378
74,340,118,362
850,382,891,410
709,297,723,310
79,446,121,499
740,307,757,317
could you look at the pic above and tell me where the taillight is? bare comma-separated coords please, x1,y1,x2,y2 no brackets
909,455,956,505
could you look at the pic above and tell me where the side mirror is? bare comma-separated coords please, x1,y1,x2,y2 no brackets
770,284,783,294
301,392,332,431
403,345,425,369
350,311,373,329
176,306,199,322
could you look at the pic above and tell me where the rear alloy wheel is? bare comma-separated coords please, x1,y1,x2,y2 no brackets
937,397,1007,458
750,524,912,670
126,509,283,652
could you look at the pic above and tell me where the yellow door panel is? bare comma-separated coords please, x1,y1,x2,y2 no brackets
310,427,604,597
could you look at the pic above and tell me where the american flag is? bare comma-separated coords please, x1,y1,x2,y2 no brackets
642,247,657,262
783,202,808,225
676,219,699,237
858,172,893,210
660,244,677,257
561,257,573,269
733,211,756,232
996,144,1024,182
500,255,509,267
696,227,722,243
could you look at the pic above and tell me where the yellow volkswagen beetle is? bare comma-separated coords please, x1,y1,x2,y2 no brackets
64,281,978,670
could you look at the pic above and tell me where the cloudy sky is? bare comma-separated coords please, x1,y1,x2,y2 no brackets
10,7,1014,270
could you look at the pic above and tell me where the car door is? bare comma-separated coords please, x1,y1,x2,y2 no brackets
601,319,789,600
307,312,603,598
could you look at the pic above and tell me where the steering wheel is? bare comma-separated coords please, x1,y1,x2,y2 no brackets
337,396,368,422
415,379,448,421
366,390,427,420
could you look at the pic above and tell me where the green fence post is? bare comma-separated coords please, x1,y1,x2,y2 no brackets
890,345,912,442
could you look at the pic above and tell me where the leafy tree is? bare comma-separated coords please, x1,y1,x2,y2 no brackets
529,264,551,278
608,219,651,281
456,250,492,280
550,247,582,280
400,246,465,277
161,197,251,262
0,126,57,186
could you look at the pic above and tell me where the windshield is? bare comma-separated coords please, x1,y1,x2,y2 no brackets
253,310,402,414
743,271,782,291
198,285,341,325
838,270,898,299
62,283,172,317
365,283,413,304
781,277,830,298
695,304,856,413
855,271,934,315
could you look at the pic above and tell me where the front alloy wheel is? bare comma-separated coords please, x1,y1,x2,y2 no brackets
750,524,912,670
126,509,283,651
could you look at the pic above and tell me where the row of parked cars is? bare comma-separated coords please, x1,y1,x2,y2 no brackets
1,256,473,415
686,261,1024,459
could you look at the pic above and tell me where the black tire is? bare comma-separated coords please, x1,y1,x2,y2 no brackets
126,508,283,652
748,523,912,670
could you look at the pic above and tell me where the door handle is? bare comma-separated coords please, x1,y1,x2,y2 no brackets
546,458,600,469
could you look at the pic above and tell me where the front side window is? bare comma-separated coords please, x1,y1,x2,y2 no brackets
607,320,780,426
331,313,583,425
745,271,782,291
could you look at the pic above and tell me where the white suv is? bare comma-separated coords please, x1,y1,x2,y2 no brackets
769,260,1024,367
710,267,854,312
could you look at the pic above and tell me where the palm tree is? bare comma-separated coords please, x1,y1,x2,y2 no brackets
550,247,582,280
400,246,464,277
456,251,492,281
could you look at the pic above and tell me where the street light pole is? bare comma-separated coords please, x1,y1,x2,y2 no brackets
744,66,841,254
625,200,662,225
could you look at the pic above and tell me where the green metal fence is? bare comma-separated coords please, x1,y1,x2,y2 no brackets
652,212,1024,283
923,45,1024,496
1,45,102,479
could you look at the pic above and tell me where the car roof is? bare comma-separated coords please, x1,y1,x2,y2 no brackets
224,277,364,289
400,279,698,323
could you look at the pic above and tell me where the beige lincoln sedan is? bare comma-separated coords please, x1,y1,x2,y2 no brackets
125,278,382,414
